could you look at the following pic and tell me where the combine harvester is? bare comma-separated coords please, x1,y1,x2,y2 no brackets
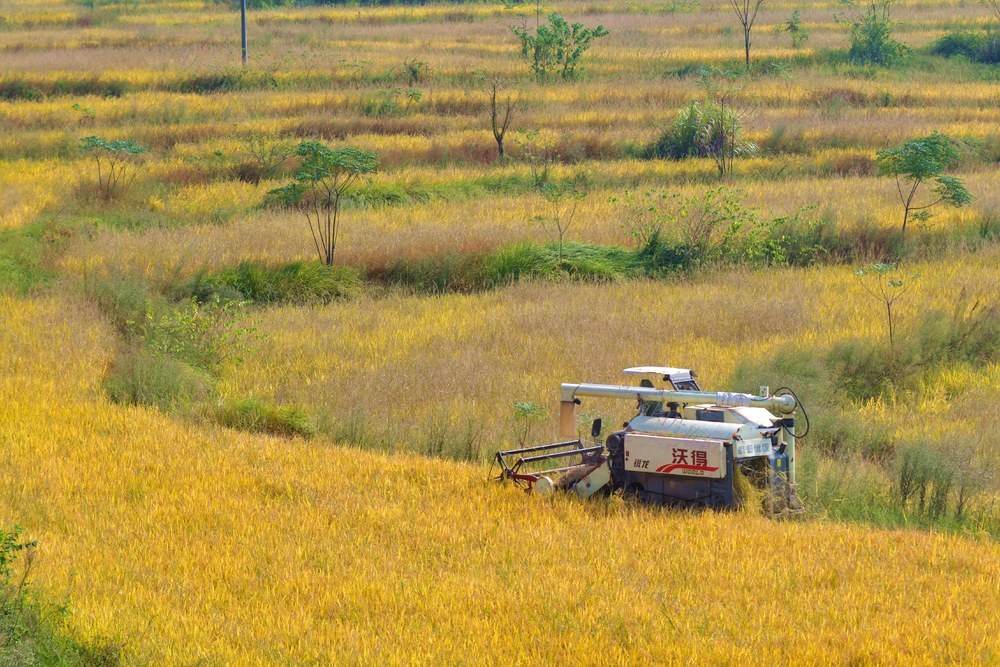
494,367,808,514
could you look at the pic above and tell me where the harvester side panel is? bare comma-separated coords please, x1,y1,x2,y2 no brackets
623,434,726,479
613,440,736,508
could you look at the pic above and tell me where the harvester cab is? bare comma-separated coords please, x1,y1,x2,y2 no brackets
493,366,807,515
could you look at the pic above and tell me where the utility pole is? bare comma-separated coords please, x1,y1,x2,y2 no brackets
241,0,248,66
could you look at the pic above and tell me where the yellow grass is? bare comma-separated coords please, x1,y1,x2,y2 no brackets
0,159,82,230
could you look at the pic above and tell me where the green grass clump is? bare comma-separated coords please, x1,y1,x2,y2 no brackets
104,350,213,411
0,220,63,295
181,261,359,305
214,398,316,438
378,242,642,293
88,275,163,334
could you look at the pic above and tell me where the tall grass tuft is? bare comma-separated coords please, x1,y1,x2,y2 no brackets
104,349,213,411
214,397,316,438
179,261,359,305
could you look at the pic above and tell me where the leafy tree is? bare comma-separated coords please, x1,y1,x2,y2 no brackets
781,10,810,48
728,0,765,69
875,132,973,241
269,141,378,266
839,1,907,66
854,262,919,352
512,13,609,80
80,135,147,200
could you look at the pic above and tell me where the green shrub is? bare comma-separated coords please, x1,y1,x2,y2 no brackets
827,338,910,401
896,442,955,519
912,301,1000,366
104,350,213,410
214,398,316,438
88,275,162,335
0,78,44,102
380,242,642,293
140,297,256,371
647,100,757,161
845,1,908,66
476,244,542,290
811,411,895,461
174,69,276,94
634,233,698,274
931,31,1000,64
931,32,985,59
183,261,359,305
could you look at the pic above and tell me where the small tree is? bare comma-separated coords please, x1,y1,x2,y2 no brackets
515,129,558,188
728,0,766,69
839,1,907,66
0,525,36,618
512,13,609,80
984,0,1000,24
487,75,518,162
854,262,919,352
81,135,147,200
534,176,588,261
875,132,973,241
611,190,670,248
781,10,810,48
269,142,378,266
511,401,546,448
236,132,295,184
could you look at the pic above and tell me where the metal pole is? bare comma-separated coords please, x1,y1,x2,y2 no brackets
240,0,248,66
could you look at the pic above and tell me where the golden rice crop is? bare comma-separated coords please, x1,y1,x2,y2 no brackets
1,294,998,665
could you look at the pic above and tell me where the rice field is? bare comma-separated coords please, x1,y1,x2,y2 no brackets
1,0,999,663
1,293,998,664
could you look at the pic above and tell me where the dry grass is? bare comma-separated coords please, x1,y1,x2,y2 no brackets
217,248,1000,455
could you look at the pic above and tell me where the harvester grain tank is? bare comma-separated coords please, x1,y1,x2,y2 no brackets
493,367,807,513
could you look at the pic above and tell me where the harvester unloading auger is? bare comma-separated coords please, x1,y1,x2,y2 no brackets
494,367,808,514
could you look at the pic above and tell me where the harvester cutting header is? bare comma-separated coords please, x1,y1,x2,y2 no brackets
494,367,808,514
